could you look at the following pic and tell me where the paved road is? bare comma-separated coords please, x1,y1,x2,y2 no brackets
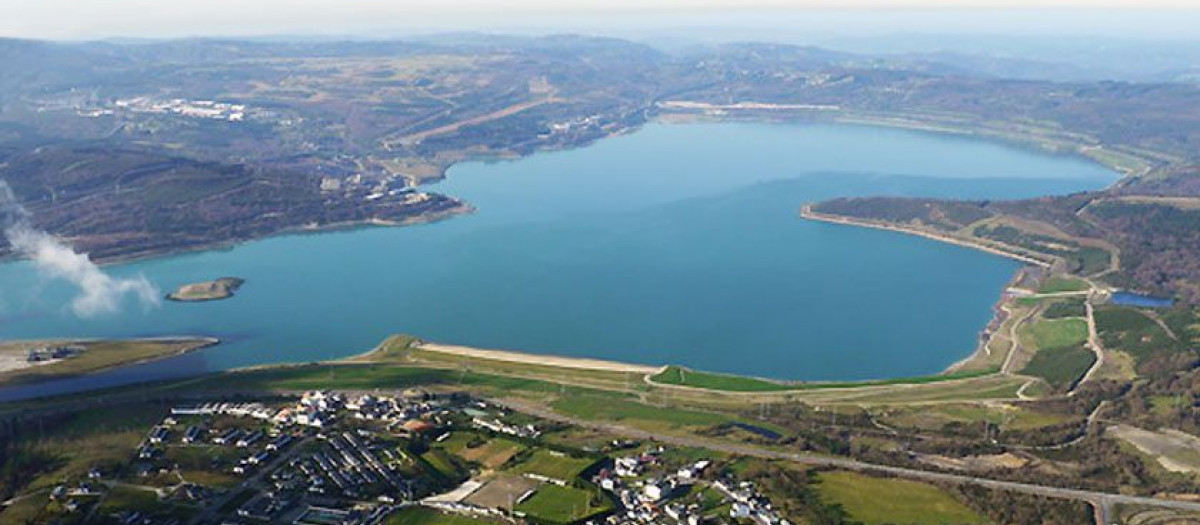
494,398,1200,520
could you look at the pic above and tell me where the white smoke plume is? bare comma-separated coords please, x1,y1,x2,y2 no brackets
0,180,160,317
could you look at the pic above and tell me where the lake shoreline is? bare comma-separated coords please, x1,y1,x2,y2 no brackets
798,205,1053,267
799,205,1047,376
0,122,1120,398
0,336,220,388
1,201,477,269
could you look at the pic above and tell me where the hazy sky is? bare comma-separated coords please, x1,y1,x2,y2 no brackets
0,0,1198,41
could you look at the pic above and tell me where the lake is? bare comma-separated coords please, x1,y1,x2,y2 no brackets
0,122,1117,399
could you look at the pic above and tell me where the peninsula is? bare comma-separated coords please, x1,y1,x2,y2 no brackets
0,337,218,386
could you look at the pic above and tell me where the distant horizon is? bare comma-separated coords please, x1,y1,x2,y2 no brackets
1,3,1199,42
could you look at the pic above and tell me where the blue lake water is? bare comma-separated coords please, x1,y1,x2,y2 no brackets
1109,292,1174,308
0,123,1117,399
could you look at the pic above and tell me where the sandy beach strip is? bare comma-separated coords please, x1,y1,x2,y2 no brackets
414,342,662,374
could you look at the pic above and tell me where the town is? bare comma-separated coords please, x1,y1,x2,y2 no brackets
40,390,790,525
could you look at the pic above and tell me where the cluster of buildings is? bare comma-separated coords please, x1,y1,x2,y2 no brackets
469,416,540,439
588,447,791,525
87,390,800,525
25,344,83,362
108,97,248,121
318,173,433,208
711,479,790,525
594,449,711,524
539,114,605,138
279,430,413,502
109,393,445,525
171,390,443,432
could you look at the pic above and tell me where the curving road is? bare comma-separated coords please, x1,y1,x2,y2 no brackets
493,398,1200,520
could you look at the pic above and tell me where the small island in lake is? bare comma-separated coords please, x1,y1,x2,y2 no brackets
167,277,245,302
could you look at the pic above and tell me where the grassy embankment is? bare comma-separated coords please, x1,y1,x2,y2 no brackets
368,336,1025,407
0,338,215,386
649,365,998,393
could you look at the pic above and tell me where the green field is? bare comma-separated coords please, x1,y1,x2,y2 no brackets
1161,308,1200,346
515,484,612,524
650,365,995,393
1068,248,1112,277
1095,306,1187,368
386,506,502,525
1042,298,1087,319
1038,276,1090,293
1020,344,1096,390
422,448,468,481
880,402,1068,432
510,449,597,482
550,393,729,430
460,438,527,469
434,431,483,455
816,471,987,525
1022,318,1088,350
179,363,553,396
651,366,793,392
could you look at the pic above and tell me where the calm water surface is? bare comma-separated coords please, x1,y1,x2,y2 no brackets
0,123,1117,399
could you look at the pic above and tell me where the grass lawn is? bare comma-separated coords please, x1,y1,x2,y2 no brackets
515,484,612,524
816,471,987,525
510,448,597,482
1022,318,1088,350
386,506,503,525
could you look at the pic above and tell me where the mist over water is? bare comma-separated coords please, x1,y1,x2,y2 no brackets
0,180,160,318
